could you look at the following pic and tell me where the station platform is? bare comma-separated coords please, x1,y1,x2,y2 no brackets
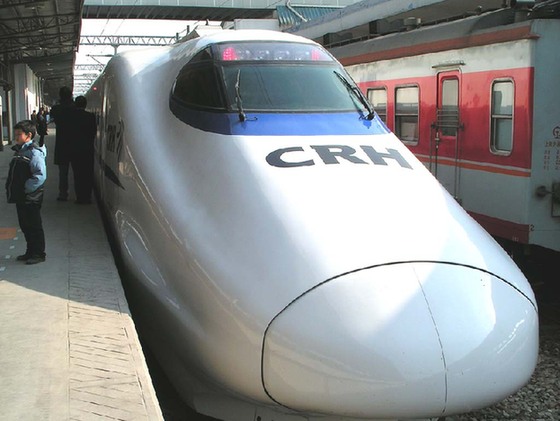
0,132,163,420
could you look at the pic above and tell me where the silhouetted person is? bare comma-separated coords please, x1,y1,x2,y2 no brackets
5,120,47,264
71,96,97,204
36,108,48,147
49,86,75,201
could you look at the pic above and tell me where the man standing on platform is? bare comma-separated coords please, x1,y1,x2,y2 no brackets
71,96,97,204
49,86,74,201
5,120,47,265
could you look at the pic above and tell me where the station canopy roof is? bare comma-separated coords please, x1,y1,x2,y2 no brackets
0,0,83,102
276,6,341,28
82,3,274,21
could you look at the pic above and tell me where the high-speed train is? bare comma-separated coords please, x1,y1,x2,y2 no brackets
86,29,538,421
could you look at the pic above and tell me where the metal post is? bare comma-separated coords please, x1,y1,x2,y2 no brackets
0,82,14,150
0,94,3,151
6,85,13,146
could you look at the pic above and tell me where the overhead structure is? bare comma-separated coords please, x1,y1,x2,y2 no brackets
287,0,515,43
0,0,84,100
75,63,105,72
82,0,357,21
83,2,271,21
80,34,178,53
276,6,341,29
74,34,182,94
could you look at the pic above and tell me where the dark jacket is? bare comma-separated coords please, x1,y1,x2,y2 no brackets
37,113,48,136
49,101,75,165
6,142,47,204
71,108,97,160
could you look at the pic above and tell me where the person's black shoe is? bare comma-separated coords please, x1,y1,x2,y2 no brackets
26,256,46,265
75,199,92,204
16,254,30,261
57,196,67,201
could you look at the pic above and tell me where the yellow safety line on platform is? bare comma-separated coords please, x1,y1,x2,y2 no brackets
0,227,17,240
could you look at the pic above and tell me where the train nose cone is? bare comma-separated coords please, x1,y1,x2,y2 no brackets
261,262,538,419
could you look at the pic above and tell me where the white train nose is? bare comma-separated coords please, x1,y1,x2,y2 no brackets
261,262,538,419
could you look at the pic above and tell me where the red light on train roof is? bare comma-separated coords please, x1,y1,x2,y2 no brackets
222,47,238,61
215,42,333,62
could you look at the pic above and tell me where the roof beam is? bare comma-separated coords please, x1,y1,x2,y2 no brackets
80,34,178,47
0,0,50,10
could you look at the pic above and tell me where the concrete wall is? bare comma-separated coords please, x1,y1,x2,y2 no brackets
1,63,44,143
1,88,10,141
13,63,41,123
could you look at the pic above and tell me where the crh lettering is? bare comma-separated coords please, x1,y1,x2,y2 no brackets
266,145,412,169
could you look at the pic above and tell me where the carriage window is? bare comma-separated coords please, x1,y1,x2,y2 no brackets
440,79,459,137
368,88,387,123
395,86,419,143
491,81,513,153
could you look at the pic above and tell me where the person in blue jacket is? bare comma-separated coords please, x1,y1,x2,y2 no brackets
6,120,47,264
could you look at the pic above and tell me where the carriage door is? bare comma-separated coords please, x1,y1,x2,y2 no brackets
433,71,462,200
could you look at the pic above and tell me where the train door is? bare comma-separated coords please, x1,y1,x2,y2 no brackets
432,71,463,200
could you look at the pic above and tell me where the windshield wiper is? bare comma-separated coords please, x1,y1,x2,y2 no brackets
235,70,247,122
333,70,374,120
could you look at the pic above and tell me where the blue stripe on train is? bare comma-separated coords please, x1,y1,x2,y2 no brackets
170,100,390,136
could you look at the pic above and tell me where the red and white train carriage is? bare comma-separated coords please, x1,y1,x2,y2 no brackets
329,6,560,254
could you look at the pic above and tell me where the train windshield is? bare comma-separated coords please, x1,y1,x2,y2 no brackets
171,41,371,115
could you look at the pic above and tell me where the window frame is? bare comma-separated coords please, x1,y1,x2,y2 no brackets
438,77,460,138
489,78,515,156
394,84,420,145
367,87,387,124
